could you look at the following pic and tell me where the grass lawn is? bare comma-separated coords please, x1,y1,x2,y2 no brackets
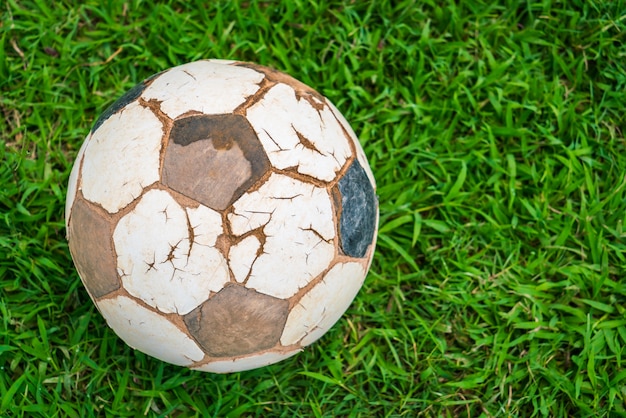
2,0,626,416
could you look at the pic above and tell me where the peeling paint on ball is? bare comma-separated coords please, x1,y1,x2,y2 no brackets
65,59,378,373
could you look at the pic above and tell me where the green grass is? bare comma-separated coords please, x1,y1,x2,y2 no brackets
2,0,626,416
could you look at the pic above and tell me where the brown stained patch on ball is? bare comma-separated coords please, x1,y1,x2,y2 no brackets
162,114,270,211
68,195,120,298
184,284,289,357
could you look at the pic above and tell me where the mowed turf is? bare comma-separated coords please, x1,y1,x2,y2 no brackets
2,0,626,416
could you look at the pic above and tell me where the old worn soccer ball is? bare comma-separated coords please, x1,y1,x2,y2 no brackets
65,59,378,373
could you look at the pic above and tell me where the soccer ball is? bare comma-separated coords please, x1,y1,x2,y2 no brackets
65,60,378,373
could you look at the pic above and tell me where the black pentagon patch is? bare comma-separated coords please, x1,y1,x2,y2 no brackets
334,160,377,258
91,71,161,133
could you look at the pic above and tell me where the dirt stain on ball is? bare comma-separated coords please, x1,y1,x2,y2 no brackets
184,284,289,357
163,114,270,211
